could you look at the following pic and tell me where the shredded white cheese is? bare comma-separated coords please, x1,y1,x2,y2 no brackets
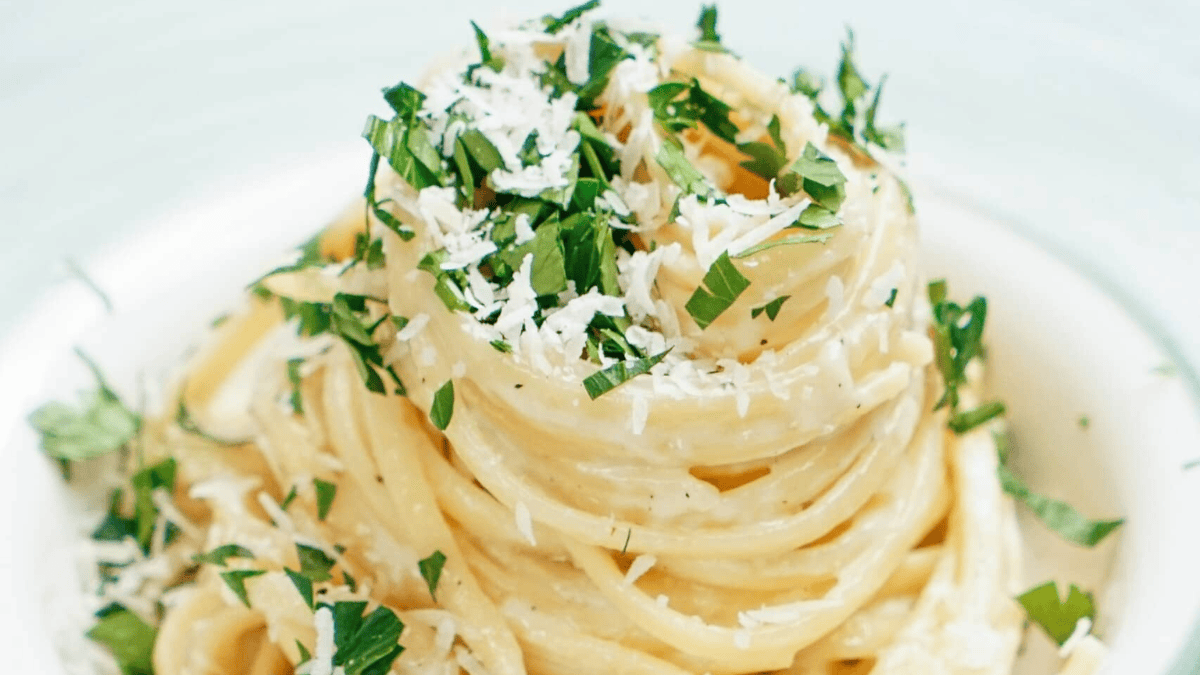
514,501,536,546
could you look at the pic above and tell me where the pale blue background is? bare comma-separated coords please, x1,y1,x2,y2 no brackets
2,0,1199,365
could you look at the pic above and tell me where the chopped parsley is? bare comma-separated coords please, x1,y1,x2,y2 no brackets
927,279,987,412
751,295,790,321
287,357,306,414
583,349,671,400
1016,581,1095,646
193,544,254,567
87,603,156,675
28,349,141,463
791,29,906,158
995,431,1124,547
543,0,599,34
418,550,447,600
287,543,338,609
430,380,455,430
947,400,1007,434
998,463,1124,547
685,252,750,330
655,141,718,199
280,485,299,511
693,5,726,53
884,287,898,308
322,601,406,675
314,478,338,521
220,569,266,608
286,568,316,610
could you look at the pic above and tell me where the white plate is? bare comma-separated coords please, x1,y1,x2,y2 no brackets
2,149,1199,673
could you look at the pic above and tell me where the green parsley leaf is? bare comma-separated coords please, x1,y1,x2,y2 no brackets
430,380,455,431
314,478,337,521
836,30,869,114
778,142,847,212
732,231,836,259
737,141,789,180
543,0,599,34
947,400,1007,434
655,141,717,198
382,82,426,120
648,79,738,143
884,287,898,308
418,550,447,600
693,5,726,53
193,544,254,567
362,114,444,191
87,604,156,675
469,21,506,74
130,458,177,554
29,349,141,462
685,252,750,329
325,601,406,675
343,571,359,593
863,74,905,152
751,295,791,321
220,569,266,608
92,490,137,543
794,204,842,229
583,349,671,400
1016,581,1095,646
577,26,631,107
280,485,299,511
296,543,337,583
998,464,1124,547
287,358,305,414
790,68,825,99
927,280,988,411
287,568,315,609
175,398,245,446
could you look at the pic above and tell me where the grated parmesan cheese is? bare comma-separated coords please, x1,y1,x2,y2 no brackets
514,501,536,546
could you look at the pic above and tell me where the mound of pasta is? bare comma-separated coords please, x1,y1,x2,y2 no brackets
32,4,1115,675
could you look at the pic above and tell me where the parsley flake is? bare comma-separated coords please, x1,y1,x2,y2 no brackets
286,568,315,610
193,544,254,567
1016,581,1095,646
998,464,1124,547
287,358,306,414
751,296,791,321
87,603,156,675
418,550,447,600
947,400,1007,434
314,478,338,521
220,569,266,608
323,601,406,675
927,280,988,411
655,141,717,199
685,252,750,329
29,349,141,462
430,380,455,430
543,0,599,34
583,349,671,400
693,5,726,53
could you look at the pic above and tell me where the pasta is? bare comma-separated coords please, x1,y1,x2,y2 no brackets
41,5,1112,675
